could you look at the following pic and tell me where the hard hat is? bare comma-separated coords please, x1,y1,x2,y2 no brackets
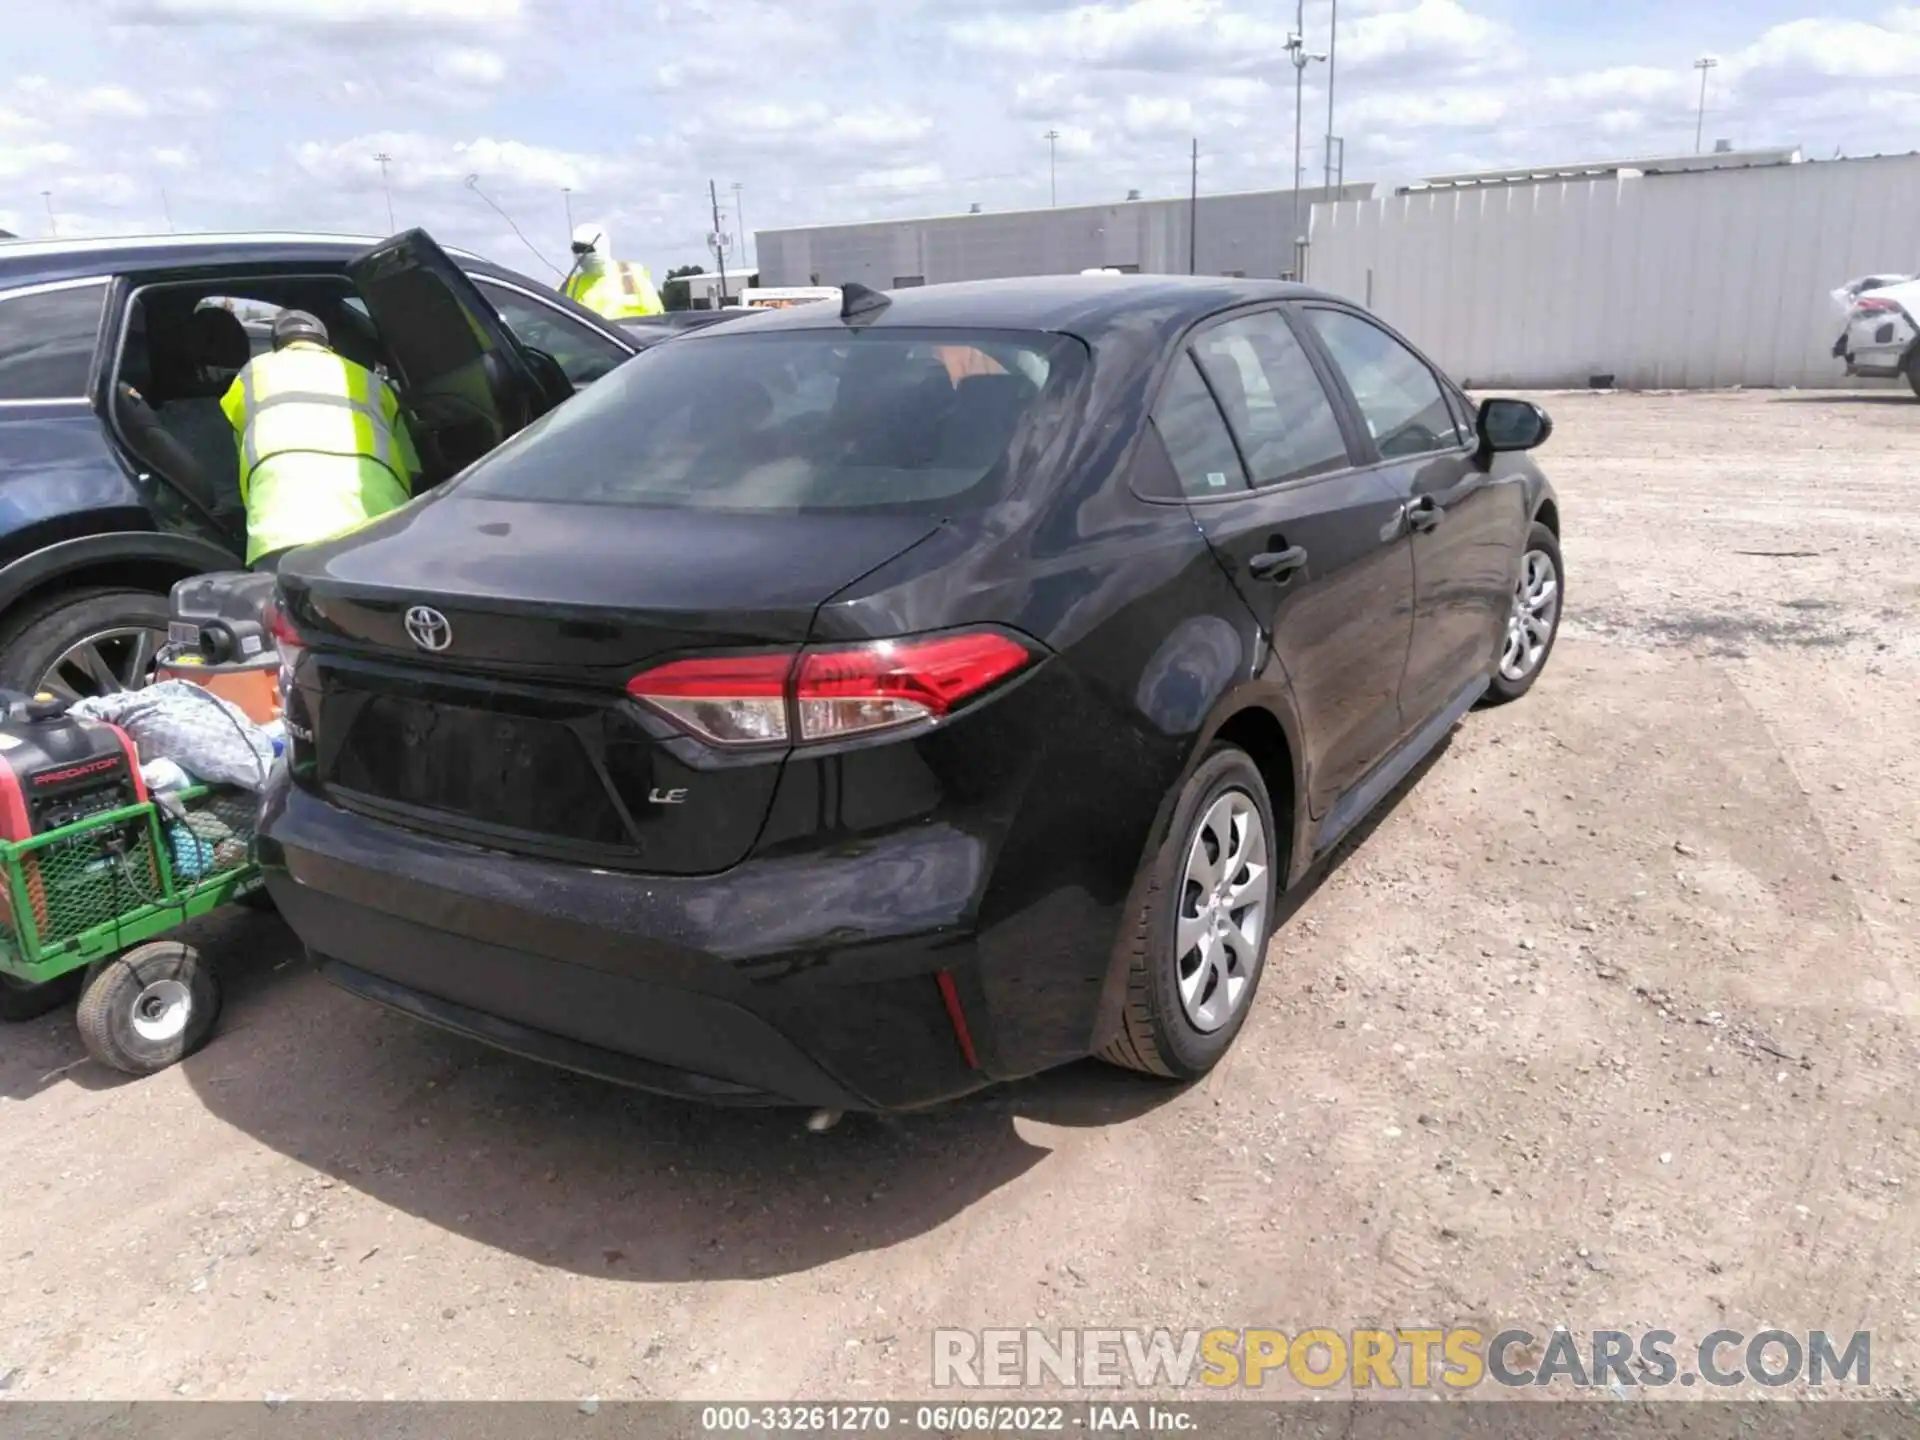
571,222,609,257
271,310,329,349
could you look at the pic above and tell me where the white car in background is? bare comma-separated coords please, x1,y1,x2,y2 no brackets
1831,273,1919,396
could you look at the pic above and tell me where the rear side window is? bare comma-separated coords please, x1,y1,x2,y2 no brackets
459,327,1085,513
1191,312,1349,486
1149,353,1248,498
1304,308,1464,458
0,283,107,400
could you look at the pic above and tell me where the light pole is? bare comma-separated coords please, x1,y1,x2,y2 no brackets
561,186,574,235
1286,0,1327,274
373,151,395,232
1324,0,1338,193
732,181,748,271
1693,56,1718,154
1044,129,1061,207
41,191,55,236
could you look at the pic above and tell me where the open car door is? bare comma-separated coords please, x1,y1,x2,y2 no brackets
347,228,571,482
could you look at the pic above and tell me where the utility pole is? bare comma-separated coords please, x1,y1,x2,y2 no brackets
1693,57,1718,154
1044,129,1061,207
709,179,731,304
1285,0,1327,276
159,186,175,234
1324,0,1338,193
732,181,748,271
561,186,574,235
41,191,55,236
373,151,395,232
1189,137,1199,274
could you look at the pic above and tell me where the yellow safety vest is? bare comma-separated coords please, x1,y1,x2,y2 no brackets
563,260,664,318
220,343,421,564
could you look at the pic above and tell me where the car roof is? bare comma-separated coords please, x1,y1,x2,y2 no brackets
683,274,1335,346
0,231,500,293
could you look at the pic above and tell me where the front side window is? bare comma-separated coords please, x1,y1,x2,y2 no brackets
459,327,1085,513
0,283,108,400
1190,311,1349,487
1305,308,1464,459
474,280,630,386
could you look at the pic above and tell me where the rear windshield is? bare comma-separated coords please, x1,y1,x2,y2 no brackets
458,326,1086,513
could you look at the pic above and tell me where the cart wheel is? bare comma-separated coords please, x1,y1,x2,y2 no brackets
76,942,221,1076
237,887,276,914
0,970,81,1023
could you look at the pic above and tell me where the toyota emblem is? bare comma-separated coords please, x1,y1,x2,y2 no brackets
404,605,453,652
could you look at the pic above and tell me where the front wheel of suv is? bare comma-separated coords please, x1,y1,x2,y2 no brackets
1101,745,1280,1080
0,588,171,702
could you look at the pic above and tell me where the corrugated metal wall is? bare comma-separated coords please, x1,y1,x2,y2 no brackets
1308,154,1920,390
757,185,1371,290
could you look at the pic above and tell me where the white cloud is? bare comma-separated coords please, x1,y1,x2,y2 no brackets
108,0,522,25
0,141,75,180
1730,15,1920,84
437,47,508,85
294,132,631,193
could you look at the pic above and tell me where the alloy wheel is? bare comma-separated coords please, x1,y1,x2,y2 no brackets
1500,548,1560,684
36,625,164,703
1175,790,1269,1033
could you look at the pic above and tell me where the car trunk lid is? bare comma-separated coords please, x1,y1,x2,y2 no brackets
279,495,941,874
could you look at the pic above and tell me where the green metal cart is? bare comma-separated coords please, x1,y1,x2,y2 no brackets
0,786,263,1075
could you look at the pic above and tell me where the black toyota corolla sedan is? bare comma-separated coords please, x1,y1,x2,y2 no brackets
258,273,1563,1112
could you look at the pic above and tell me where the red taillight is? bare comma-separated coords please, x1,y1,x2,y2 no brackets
1853,296,1901,314
264,594,304,669
626,630,1035,748
796,632,1032,740
625,653,794,747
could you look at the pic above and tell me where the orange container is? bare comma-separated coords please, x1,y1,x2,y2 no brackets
155,651,283,726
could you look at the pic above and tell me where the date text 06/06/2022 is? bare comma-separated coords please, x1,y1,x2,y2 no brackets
698,1404,1188,1432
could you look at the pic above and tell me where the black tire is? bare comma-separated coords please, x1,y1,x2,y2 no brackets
1100,745,1280,1080
75,941,221,1076
237,888,277,913
1484,521,1564,705
0,969,81,1023
1906,348,1920,400
0,587,171,699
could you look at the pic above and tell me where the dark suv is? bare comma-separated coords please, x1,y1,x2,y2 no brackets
0,231,637,699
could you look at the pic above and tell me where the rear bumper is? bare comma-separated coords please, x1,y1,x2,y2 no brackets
259,773,1115,1110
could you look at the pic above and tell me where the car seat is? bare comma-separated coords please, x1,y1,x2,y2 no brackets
156,307,250,522
936,373,1040,470
115,382,233,523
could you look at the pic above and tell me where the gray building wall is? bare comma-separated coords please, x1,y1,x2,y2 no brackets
1311,152,1920,389
756,185,1374,289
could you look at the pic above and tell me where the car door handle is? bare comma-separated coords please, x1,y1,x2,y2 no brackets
1406,497,1444,532
1248,546,1308,582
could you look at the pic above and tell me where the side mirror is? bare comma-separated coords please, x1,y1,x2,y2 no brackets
1476,398,1553,454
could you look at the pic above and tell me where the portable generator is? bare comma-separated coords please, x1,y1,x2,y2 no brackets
156,571,282,725
0,691,150,940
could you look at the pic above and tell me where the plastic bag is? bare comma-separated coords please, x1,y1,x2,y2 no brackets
72,680,277,791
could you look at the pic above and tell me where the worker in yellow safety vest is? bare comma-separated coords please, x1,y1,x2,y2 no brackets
220,310,421,571
560,222,664,319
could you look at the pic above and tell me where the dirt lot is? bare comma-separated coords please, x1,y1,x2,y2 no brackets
1,390,1916,1403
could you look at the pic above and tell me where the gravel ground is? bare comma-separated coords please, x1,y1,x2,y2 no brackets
1,390,1916,1404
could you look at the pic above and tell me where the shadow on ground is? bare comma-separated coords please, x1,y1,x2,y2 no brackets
64,746,1440,1284
1766,391,1915,406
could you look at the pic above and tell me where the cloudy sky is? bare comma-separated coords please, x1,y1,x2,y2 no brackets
4,0,1918,279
